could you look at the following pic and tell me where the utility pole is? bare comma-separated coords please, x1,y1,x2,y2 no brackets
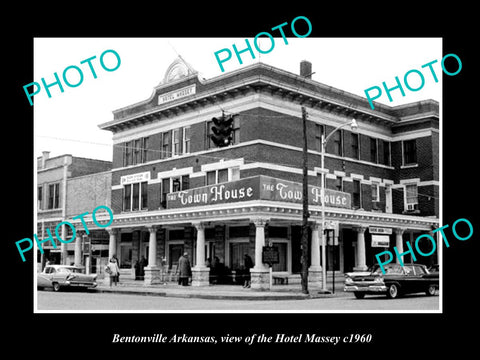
300,106,309,294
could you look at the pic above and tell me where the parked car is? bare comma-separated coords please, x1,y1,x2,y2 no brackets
428,264,439,274
37,265,97,292
344,263,438,299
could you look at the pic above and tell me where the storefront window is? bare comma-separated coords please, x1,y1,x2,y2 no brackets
272,242,287,272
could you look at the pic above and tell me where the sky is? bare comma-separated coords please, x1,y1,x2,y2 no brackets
33,37,442,162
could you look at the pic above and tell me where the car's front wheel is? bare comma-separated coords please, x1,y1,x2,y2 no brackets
354,292,365,299
426,285,436,296
386,284,399,299
52,282,61,292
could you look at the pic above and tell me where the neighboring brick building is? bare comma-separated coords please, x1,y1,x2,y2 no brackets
96,57,439,288
36,152,112,269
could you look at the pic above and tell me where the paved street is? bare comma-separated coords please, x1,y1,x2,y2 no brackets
36,290,439,311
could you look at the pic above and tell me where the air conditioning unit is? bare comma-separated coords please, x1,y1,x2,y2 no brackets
406,203,418,211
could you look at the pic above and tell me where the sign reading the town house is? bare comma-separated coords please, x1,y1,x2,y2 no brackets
167,175,351,209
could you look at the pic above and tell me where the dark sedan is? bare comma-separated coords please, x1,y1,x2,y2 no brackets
344,263,439,299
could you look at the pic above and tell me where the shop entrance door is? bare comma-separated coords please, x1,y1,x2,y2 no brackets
169,244,184,269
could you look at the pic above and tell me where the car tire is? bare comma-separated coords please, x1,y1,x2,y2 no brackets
354,292,365,299
426,285,436,296
52,282,61,292
386,284,399,299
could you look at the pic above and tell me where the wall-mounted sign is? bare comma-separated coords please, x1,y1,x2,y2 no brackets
120,172,150,185
369,227,392,235
371,235,390,247
166,175,351,209
262,246,280,265
158,84,196,105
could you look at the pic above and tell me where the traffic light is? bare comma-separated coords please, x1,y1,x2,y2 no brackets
210,113,235,147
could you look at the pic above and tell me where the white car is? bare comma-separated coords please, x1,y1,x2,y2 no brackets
37,265,97,292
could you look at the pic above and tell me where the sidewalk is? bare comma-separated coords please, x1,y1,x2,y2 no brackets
94,277,345,300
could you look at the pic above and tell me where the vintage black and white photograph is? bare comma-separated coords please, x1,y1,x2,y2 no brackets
32,37,444,313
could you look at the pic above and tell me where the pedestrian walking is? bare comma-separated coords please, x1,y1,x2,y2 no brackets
139,256,148,280
177,252,192,286
106,257,120,287
243,253,254,288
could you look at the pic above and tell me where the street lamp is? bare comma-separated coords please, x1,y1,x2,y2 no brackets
320,118,358,292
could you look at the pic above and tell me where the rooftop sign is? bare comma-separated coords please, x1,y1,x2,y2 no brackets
158,84,196,105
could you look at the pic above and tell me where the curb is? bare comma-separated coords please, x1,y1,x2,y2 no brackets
93,287,318,301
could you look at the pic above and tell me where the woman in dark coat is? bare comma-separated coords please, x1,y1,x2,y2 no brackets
243,253,254,288
177,252,192,286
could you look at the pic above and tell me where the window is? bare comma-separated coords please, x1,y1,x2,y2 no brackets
370,137,378,163
123,181,148,212
38,186,43,210
403,139,417,165
162,131,171,159
172,128,181,156
351,133,359,159
206,168,230,185
334,176,343,192
133,139,141,165
48,183,60,209
371,183,379,202
232,116,240,145
124,141,132,166
405,184,418,211
315,124,324,152
132,183,140,210
333,130,343,156
141,182,148,210
161,176,189,209
382,140,391,166
183,126,191,154
161,178,170,208
353,180,361,209
142,137,149,163
123,184,131,211
124,137,149,166
206,121,215,149
272,242,288,272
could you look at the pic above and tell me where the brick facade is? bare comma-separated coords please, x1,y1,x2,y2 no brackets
96,58,439,282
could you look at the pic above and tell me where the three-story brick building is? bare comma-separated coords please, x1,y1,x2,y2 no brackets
97,57,439,289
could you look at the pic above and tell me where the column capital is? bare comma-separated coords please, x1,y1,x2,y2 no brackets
354,226,367,234
309,221,321,231
76,229,87,237
251,217,269,227
192,221,205,231
106,228,118,236
394,228,406,235
146,225,160,233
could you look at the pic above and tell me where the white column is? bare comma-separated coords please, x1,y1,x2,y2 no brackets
250,218,270,290
308,222,323,288
107,228,118,259
191,222,209,286
309,222,321,270
395,228,405,264
354,226,368,271
144,226,161,285
147,226,158,267
194,222,207,269
74,230,83,267
253,218,268,270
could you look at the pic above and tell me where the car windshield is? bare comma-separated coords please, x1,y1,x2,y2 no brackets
372,264,404,275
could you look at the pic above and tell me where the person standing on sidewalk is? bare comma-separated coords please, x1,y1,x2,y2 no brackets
177,252,192,286
243,253,254,288
107,257,120,287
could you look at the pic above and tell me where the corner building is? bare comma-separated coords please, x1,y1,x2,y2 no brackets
98,58,439,289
